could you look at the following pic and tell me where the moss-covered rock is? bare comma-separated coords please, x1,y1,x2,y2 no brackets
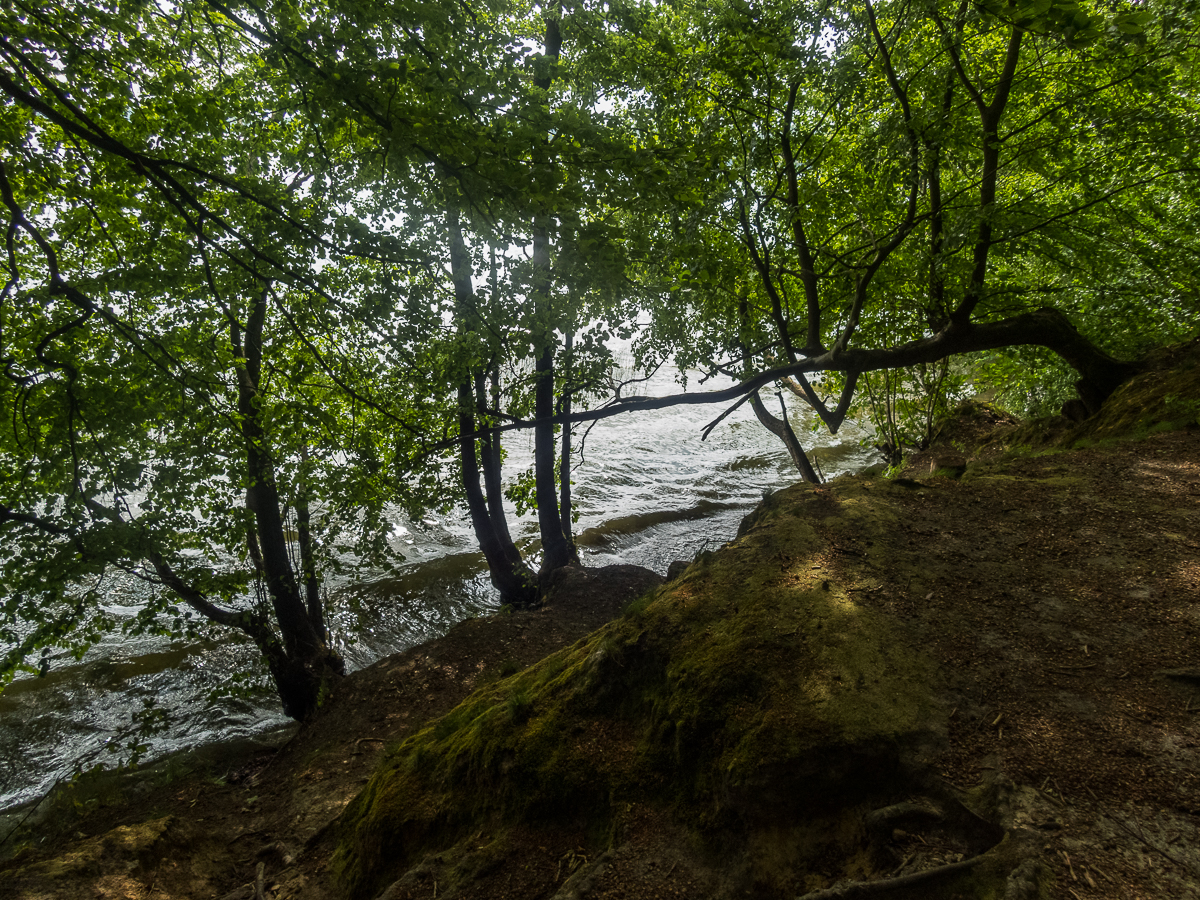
332,481,956,899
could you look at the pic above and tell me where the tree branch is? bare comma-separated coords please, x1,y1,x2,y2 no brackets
430,307,1137,452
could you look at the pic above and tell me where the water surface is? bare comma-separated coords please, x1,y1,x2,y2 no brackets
0,372,875,813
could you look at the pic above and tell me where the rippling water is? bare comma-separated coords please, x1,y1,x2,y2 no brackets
0,370,876,814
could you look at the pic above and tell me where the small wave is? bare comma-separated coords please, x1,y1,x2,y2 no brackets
575,499,744,547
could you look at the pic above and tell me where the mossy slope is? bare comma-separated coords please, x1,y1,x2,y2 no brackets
973,335,1200,456
332,481,944,899
1066,336,1200,444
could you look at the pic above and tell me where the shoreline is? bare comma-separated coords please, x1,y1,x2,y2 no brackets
3,344,1199,898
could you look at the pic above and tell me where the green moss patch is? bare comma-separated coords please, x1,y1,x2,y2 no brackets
332,481,942,899
970,336,1200,458
1066,345,1200,445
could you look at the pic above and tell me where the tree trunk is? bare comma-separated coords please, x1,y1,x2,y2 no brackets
900,309,1140,414
476,370,524,568
530,1,573,576
295,482,324,642
444,199,538,604
459,382,539,606
233,288,342,719
534,341,573,572
558,330,578,564
748,389,821,484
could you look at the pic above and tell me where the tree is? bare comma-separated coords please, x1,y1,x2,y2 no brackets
0,0,644,716
2,0,1196,726
608,0,1199,467
0,0,436,717
263,0,641,599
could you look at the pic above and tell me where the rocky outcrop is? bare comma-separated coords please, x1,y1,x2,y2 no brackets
331,477,1052,900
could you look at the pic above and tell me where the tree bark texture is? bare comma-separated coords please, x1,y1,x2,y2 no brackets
534,344,574,572
445,200,538,604
295,488,323,642
476,371,523,567
458,382,539,606
531,3,573,574
557,329,579,563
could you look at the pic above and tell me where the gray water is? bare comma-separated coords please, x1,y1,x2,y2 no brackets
0,373,876,814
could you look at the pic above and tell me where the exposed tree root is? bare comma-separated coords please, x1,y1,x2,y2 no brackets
795,853,984,899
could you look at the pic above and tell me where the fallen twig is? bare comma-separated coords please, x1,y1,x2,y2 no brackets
795,854,983,899
1105,813,1199,876
1059,849,1077,881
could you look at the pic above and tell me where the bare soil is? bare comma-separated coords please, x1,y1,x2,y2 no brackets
886,429,1200,899
2,426,1199,900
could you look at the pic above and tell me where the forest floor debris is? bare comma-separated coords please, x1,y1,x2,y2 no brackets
1,421,1198,899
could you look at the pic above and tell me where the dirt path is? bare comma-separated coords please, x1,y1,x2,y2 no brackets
2,429,1199,900
0,566,664,900
880,430,1200,898
927,432,1200,897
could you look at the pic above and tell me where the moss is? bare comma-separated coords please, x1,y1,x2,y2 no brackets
930,465,965,479
332,481,941,899
972,337,1200,459
1065,356,1200,445
5,816,176,881
622,586,660,620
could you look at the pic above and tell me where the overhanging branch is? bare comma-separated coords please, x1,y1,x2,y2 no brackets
430,307,1139,452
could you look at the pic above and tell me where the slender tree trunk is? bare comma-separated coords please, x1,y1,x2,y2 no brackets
736,295,821,485
558,330,578,564
534,342,573,571
235,291,318,655
485,368,511,531
532,3,573,575
295,443,324,642
748,390,821,484
246,517,265,577
476,370,524,568
444,199,538,604
480,255,521,561
232,288,342,719
558,413,573,546
459,383,539,605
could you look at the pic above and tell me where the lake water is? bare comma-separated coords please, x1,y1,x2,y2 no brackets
0,371,876,815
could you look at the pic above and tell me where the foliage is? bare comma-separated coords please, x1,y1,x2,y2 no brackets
0,0,444,708
614,0,1200,440
860,358,968,464
0,0,1197,716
